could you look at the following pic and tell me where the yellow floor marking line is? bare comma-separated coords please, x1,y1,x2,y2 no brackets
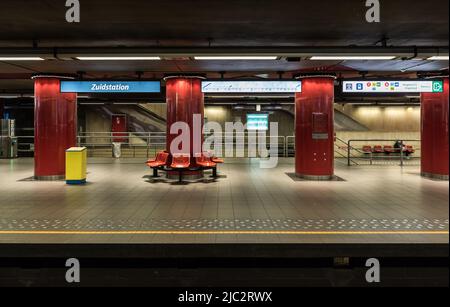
0,230,448,235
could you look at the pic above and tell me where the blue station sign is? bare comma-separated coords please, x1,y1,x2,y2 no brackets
60,81,161,93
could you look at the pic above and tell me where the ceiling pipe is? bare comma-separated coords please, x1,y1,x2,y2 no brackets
0,46,448,60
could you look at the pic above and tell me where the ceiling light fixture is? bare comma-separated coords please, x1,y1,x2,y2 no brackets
194,56,278,60
0,95,20,98
427,56,449,61
76,56,161,60
310,56,396,60
0,57,44,61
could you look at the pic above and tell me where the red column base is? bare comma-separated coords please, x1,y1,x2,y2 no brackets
421,172,449,181
34,175,66,181
295,174,334,181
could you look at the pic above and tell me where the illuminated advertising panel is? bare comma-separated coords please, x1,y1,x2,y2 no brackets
246,114,269,131
201,81,302,93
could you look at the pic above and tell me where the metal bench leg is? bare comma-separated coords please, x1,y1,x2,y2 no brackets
153,168,158,177
213,167,217,178
179,170,182,182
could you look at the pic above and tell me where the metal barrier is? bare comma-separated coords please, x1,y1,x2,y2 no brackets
281,136,421,167
14,132,423,166
77,132,166,158
285,136,295,157
76,132,287,159
16,135,35,153
346,139,421,166
202,133,286,158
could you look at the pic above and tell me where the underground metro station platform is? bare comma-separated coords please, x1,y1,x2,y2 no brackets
0,157,448,244
0,0,449,288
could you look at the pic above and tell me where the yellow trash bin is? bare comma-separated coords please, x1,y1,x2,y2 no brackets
65,147,87,184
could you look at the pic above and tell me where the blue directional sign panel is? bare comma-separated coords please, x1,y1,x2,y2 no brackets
343,80,444,93
60,81,161,93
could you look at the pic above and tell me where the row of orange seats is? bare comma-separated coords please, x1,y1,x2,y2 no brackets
146,151,224,177
362,145,415,154
147,151,224,168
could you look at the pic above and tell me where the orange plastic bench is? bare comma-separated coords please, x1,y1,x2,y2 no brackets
362,145,372,154
170,155,191,182
146,151,169,177
384,145,395,154
211,157,224,164
205,150,224,164
373,145,383,153
405,145,415,153
196,155,218,177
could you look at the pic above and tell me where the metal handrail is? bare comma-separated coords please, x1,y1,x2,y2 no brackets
334,137,359,165
347,139,421,166
14,132,422,165
75,132,287,158
15,136,35,153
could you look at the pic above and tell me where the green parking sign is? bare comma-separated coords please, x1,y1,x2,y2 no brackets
432,81,444,93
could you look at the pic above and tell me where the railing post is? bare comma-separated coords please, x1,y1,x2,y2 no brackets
292,136,295,157
400,140,404,167
347,140,351,166
287,136,290,157
146,133,150,159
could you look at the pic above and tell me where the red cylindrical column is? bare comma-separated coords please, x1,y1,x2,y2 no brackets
420,77,449,180
165,76,204,179
33,76,77,179
295,76,335,180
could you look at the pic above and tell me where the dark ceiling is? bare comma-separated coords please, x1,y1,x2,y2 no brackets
0,0,448,94
1,0,448,46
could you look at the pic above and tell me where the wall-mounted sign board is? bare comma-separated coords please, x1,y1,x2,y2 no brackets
201,81,302,93
247,114,269,131
60,81,161,93
312,113,329,140
342,80,444,93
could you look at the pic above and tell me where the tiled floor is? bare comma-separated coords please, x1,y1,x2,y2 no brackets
0,158,448,243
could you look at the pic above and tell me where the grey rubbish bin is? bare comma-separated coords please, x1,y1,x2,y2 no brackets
112,142,122,158
0,136,18,159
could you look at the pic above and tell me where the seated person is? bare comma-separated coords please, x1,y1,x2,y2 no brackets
393,141,412,157
393,140,402,151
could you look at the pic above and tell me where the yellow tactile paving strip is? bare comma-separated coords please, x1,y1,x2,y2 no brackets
0,230,448,235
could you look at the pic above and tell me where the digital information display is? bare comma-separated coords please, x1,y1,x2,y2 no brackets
247,114,269,131
201,81,302,93
342,80,444,93
60,81,161,93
